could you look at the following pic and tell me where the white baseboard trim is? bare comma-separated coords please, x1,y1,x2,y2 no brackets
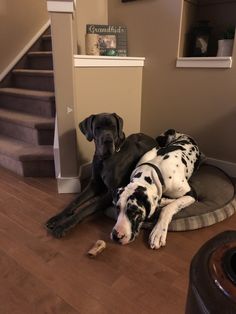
0,19,50,82
57,175,81,194
55,162,91,194
205,157,236,178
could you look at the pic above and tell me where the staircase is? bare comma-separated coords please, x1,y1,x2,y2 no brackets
0,30,55,177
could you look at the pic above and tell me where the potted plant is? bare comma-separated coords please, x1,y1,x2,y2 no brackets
217,26,235,56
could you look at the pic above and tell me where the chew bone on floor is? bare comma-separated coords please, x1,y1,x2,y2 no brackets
88,240,106,257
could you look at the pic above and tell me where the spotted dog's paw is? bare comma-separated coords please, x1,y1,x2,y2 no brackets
149,224,168,249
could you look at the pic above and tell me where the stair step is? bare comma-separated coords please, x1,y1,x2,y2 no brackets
12,69,54,92
0,88,55,117
0,108,54,145
41,35,52,51
27,51,53,70
42,35,52,40
0,135,55,177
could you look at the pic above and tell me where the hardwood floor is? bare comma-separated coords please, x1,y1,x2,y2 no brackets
0,166,235,314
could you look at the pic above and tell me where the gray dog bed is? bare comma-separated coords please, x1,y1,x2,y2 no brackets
105,164,236,231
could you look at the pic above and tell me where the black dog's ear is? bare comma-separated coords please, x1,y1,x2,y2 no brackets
112,187,124,205
156,129,176,147
156,135,167,147
79,115,95,141
112,113,125,142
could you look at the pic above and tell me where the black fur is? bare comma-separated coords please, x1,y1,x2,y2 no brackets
133,172,142,179
185,187,198,200
128,186,151,217
144,176,152,184
45,113,157,238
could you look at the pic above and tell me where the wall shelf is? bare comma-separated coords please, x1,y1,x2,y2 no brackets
74,55,145,68
176,57,232,68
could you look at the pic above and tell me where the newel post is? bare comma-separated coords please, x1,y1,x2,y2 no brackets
47,0,80,193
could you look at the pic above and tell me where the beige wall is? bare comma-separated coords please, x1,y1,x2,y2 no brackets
0,0,48,75
76,0,108,54
108,0,236,163
74,67,143,163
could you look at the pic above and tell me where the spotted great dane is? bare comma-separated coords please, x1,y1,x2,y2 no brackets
111,129,203,249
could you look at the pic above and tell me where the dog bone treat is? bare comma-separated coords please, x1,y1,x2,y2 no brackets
88,240,106,257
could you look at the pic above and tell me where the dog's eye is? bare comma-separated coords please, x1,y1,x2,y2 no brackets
126,207,136,219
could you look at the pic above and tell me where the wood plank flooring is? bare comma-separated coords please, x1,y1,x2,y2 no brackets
0,166,235,314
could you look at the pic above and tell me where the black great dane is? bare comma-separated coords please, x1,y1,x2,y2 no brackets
45,113,157,238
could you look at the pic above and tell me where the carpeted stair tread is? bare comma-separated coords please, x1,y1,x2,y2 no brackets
0,134,54,161
13,69,54,76
0,108,54,130
0,27,55,177
0,87,54,100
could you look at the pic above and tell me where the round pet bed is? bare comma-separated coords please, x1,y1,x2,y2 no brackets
105,164,236,231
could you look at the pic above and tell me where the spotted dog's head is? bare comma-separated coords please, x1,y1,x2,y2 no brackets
111,183,158,245
79,113,125,159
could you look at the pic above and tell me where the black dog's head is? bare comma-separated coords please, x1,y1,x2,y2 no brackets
156,129,177,147
79,113,125,159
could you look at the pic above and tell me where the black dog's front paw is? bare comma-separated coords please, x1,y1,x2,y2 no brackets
51,225,67,238
45,215,61,231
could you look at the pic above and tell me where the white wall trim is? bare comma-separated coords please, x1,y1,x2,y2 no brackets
57,175,81,194
47,1,74,13
56,162,92,194
74,55,145,68
206,157,236,177
176,57,232,68
0,20,50,82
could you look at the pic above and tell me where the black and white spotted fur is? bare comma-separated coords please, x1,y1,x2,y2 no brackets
111,129,203,249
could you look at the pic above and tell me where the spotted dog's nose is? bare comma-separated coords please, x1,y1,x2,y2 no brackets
111,229,122,243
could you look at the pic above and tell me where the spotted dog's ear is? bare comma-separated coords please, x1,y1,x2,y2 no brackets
79,115,95,141
112,113,125,143
156,129,176,147
112,187,124,205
